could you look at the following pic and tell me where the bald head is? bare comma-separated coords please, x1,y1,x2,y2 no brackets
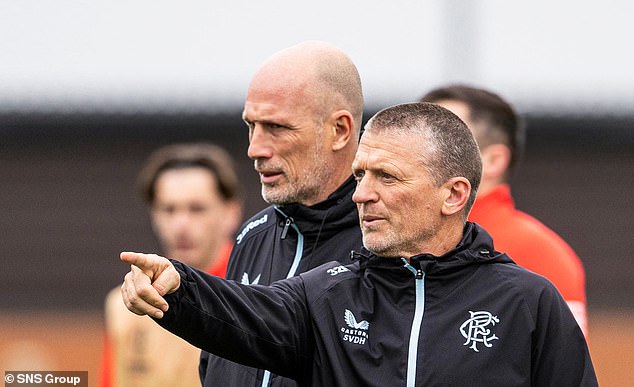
243,41,364,206
249,41,363,131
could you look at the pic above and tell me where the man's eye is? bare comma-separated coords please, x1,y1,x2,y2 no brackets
353,170,364,181
381,173,396,182
189,205,206,213
265,123,284,130
157,206,175,214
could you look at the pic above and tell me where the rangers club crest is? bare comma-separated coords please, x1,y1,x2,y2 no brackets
459,310,500,352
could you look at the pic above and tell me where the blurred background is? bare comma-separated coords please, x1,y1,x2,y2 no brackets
1,1,632,385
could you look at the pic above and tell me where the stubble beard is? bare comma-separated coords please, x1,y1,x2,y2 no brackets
261,168,333,205
362,226,401,257
260,142,335,206
362,221,439,258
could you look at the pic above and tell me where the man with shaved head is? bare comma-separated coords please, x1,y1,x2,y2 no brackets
197,41,364,386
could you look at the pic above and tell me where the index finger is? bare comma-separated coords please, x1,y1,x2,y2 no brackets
121,251,153,269
120,250,181,297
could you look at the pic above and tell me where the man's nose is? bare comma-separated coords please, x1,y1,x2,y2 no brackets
171,210,192,229
352,175,379,204
247,125,273,160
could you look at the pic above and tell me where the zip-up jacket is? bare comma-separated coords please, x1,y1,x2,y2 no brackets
157,223,597,386
199,176,363,386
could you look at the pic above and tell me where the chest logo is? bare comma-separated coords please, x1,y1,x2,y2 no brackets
341,309,369,345
236,214,268,244
240,272,261,285
327,265,350,276
459,311,500,352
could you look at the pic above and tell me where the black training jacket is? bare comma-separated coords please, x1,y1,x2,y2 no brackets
199,176,363,386
157,223,597,387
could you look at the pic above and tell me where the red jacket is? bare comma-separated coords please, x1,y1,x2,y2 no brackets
469,184,588,336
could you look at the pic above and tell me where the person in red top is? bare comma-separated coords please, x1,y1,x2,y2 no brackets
421,85,588,337
100,143,243,387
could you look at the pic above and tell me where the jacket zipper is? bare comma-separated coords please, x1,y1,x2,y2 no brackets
262,209,306,386
402,258,425,387
281,217,292,239
278,214,304,279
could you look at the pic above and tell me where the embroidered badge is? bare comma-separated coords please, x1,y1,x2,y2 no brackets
459,310,500,352
341,309,369,345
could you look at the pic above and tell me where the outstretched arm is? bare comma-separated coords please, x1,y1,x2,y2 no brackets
120,251,181,319
120,252,314,379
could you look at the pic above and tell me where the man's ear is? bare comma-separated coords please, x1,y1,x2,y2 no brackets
481,144,511,182
442,177,471,216
329,110,355,151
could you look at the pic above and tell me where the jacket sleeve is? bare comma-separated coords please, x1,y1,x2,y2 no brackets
530,281,598,386
154,260,313,380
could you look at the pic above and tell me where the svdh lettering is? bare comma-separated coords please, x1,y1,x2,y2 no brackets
17,373,82,385
343,334,367,344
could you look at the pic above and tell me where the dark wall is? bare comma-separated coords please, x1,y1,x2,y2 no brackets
1,112,632,311
1,112,266,310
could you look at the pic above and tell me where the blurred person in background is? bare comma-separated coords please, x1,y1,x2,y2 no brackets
198,40,365,386
100,143,242,387
421,85,588,336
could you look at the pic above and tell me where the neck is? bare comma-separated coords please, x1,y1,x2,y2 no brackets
302,159,354,206
403,221,465,261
